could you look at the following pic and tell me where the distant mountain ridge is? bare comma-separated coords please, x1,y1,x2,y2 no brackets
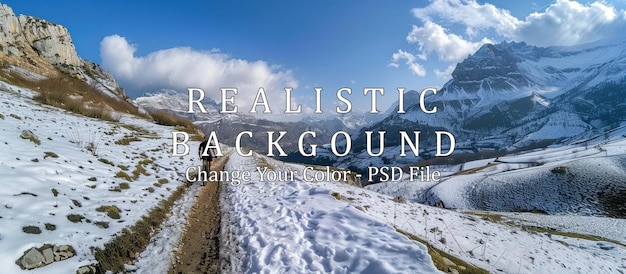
137,38,626,175
134,89,380,154
325,38,626,175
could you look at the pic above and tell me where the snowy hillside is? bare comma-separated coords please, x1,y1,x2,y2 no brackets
422,132,626,217
366,130,626,244
217,152,626,273
219,153,439,273
134,89,225,123
0,82,201,273
335,38,626,173
3,78,625,273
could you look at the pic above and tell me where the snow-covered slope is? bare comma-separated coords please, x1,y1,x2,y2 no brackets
219,152,626,273
220,153,439,273
134,89,224,123
336,38,626,172
5,77,624,273
0,82,200,273
366,126,626,213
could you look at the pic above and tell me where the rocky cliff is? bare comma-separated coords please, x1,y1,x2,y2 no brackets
0,3,129,101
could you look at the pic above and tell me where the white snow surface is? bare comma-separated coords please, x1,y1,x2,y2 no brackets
3,79,626,273
366,134,626,272
0,83,200,273
220,153,439,273
218,152,626,273
127,182,203,273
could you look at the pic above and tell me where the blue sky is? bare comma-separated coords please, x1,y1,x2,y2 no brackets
4,0,626,119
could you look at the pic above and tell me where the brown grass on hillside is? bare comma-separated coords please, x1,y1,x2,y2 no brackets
0,67,145,121
147,110,201,137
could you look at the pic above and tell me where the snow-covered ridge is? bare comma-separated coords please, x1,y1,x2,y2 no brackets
332,37,626,172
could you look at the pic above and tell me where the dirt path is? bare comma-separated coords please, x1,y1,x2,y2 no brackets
169,157,228,274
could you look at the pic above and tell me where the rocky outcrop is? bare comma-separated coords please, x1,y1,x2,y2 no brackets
18,14,81,66
0,3,129,101
0,4,79,72
15,244,75,270
449,42,531,92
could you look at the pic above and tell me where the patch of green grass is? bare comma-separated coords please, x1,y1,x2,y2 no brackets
138,158,154,165
120,124,150,135
397,229,488,274
146,187,155,193
131,159,153,180
114,136,141,145
96,205,121,220
51,188,59,197
119,182,130,190
98,158,114,166
157,178,169,184
117,165,129,171
95,221,110,229
67,214,85,223
88,177,97,182
43,151,59,159
469,212,626,248
551,166,568,174
0,113,4,119
522,226,626,248
22,225,42,234
147,110,200,136
44,223,56,231
115,171,132,182
94,184,189,272
468,212,504,223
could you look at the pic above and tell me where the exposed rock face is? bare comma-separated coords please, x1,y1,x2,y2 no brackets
0,3,129,101
18,14,82,66
18,247,46,270
0,4,79,70
15,244,76,270
76,264,98,274
450,43,531,92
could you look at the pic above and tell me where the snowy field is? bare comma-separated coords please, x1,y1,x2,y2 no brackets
219,153,439,273
3,78,626,273
219,153,626,273
0,83,201,273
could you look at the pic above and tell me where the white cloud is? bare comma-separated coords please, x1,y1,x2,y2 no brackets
390,50,427,76
434,64,456,80
100,35,298,117
515,0,624,46
395,0,626,78
406,21,491,62
411,0,520,38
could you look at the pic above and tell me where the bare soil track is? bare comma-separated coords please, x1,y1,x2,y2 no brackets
169,157,227,274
